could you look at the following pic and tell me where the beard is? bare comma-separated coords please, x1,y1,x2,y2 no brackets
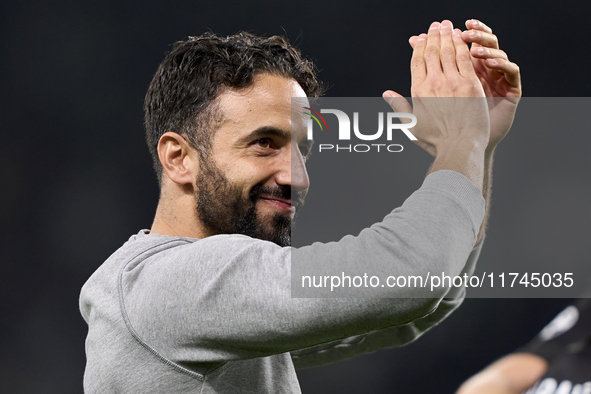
194,158,302,247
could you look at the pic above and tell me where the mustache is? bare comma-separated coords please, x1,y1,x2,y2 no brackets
250,184,306,208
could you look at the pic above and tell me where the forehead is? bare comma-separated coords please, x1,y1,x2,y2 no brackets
214,74,309,140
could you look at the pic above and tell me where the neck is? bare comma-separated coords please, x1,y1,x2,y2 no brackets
150,187,209,239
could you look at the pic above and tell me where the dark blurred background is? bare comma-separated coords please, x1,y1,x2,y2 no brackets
2,0,590,393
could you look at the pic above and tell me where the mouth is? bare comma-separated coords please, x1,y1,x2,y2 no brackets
258,195,294,213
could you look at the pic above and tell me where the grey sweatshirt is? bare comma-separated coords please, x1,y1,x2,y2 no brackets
80,170,485,393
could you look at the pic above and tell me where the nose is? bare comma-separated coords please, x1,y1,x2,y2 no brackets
274,144,310,196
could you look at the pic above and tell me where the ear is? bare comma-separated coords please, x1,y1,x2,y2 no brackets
157,132,198,186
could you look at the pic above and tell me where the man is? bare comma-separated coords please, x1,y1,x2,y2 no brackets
80,19,521,392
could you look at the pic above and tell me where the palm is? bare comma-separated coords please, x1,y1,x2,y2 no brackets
471,48,521,150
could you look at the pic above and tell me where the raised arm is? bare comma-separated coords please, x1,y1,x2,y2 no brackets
403,19,522,243
293,19,522,368
384,20,490,191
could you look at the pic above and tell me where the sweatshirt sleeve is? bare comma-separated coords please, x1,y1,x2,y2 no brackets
290,240,483,369
122,170,485,363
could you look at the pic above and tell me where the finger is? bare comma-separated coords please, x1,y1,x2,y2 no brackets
465,19,493,34
410,33,428,83
382,91,413,113
461,29,499,49
409,35,418,48
424,21,442,74
484,58,521,88
439,20,457,75
470,46,508,61
452,28,475,77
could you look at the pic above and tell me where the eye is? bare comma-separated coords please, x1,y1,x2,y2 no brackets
299,145,311,157
299,141,314,159
255,138,271,148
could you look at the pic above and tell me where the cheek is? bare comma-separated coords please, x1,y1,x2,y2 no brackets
221,170,261,200
230,162,276,186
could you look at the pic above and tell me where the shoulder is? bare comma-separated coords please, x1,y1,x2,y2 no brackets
120,233,292,290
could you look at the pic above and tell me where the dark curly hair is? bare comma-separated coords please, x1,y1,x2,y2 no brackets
143,32,325,183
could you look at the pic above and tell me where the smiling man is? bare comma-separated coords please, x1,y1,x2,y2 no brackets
149,73,312,247
80,21,521,393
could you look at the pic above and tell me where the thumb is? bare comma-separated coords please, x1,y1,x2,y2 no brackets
382,90,413,114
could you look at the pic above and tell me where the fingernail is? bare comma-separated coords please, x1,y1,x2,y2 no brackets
383,91,395,98
470,19,479,27
477,47,486,55
441,20,451,29
430,22,440,30
469,31,478,38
